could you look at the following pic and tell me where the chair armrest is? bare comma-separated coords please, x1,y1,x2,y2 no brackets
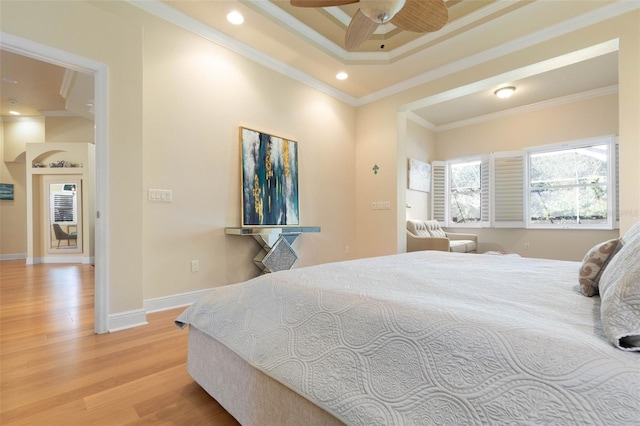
407,232,450,252
446,232,477,243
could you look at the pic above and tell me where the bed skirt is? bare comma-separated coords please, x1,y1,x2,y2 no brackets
187,327,344,426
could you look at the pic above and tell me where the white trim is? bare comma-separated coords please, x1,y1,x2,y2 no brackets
406,112,436,131
33,256,90,264
1,31,110,334
108,309,148,332
0,253,27,261
144,288,215,314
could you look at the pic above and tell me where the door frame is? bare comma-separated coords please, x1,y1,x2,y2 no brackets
1,32,110,334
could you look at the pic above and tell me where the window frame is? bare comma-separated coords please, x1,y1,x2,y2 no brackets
432,155,490,228
525,136,617,230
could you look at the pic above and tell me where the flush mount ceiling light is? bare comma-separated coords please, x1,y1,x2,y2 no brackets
495,86,516,99
336,72,349,80
226,11,244,25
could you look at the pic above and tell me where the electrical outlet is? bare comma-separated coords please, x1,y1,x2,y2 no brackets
191,259,199,272
524,242,530,250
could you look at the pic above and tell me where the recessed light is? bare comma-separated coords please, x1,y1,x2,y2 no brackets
227,11,244,25
495,86,516,99
336,72,348,80
9,110,21,116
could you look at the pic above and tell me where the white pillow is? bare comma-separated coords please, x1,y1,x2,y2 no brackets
599,232,640,351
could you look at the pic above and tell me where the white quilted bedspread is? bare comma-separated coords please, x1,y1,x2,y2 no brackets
176,251,639,425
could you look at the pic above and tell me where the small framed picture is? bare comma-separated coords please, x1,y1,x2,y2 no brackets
408,159,431,193
0,183,14,201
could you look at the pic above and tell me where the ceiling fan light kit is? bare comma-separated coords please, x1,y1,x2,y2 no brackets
359,0,406,23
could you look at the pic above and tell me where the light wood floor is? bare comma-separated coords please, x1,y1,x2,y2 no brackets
0,260,240,425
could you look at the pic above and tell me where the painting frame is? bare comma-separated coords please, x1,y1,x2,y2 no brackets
0,183,14,201
408,159,431,193
240,127,299,227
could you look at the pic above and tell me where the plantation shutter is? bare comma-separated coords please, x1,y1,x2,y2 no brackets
491,151,525,227
431,161,447,224
50,192,76,223
614,138,619,225
480,155,490,226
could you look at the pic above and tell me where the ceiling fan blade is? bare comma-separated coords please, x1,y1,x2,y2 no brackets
391,0,448,33
345,9,380,50
291,0,358,7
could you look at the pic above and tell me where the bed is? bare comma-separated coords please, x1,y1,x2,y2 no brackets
176,224,640,425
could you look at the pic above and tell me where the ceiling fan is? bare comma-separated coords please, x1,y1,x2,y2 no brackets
290,0,449,50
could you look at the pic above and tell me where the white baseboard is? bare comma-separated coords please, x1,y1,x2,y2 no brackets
0,253,27,261
107,289,214,333
144,288,215,313
108,309,148,332
28,256,92,264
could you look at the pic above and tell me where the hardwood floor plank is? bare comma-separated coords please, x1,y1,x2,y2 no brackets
0,261,240,425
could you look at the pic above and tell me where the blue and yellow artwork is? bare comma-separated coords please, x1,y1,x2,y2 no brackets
241,127,299,226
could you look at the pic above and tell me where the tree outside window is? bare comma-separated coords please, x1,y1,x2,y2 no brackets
529,144,608,225
450,160,482,223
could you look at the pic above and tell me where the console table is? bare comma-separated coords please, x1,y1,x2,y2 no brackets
225,226,321,273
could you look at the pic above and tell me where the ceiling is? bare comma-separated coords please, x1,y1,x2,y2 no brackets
1,0,630,130
0,50,95,120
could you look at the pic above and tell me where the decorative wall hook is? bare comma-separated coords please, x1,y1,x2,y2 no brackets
372,164,379,175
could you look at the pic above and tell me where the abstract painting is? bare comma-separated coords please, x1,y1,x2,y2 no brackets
241,127,299,226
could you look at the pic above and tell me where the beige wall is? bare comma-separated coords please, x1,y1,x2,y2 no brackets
44,116,95,143
0,118,44,257
405,119,436,223
139,12,356,298
355,9,640,260
0,119,28,257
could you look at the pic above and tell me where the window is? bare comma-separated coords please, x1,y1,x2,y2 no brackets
432,156,489,227
450,160,482,223
527,138,616,228
431,136,617,230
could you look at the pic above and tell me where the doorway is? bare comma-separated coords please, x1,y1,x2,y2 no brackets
46,179,83,254
1,32,109,333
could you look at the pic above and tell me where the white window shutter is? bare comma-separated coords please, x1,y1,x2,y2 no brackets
431,161,447,224
491,151,525,228
480,155,490,225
